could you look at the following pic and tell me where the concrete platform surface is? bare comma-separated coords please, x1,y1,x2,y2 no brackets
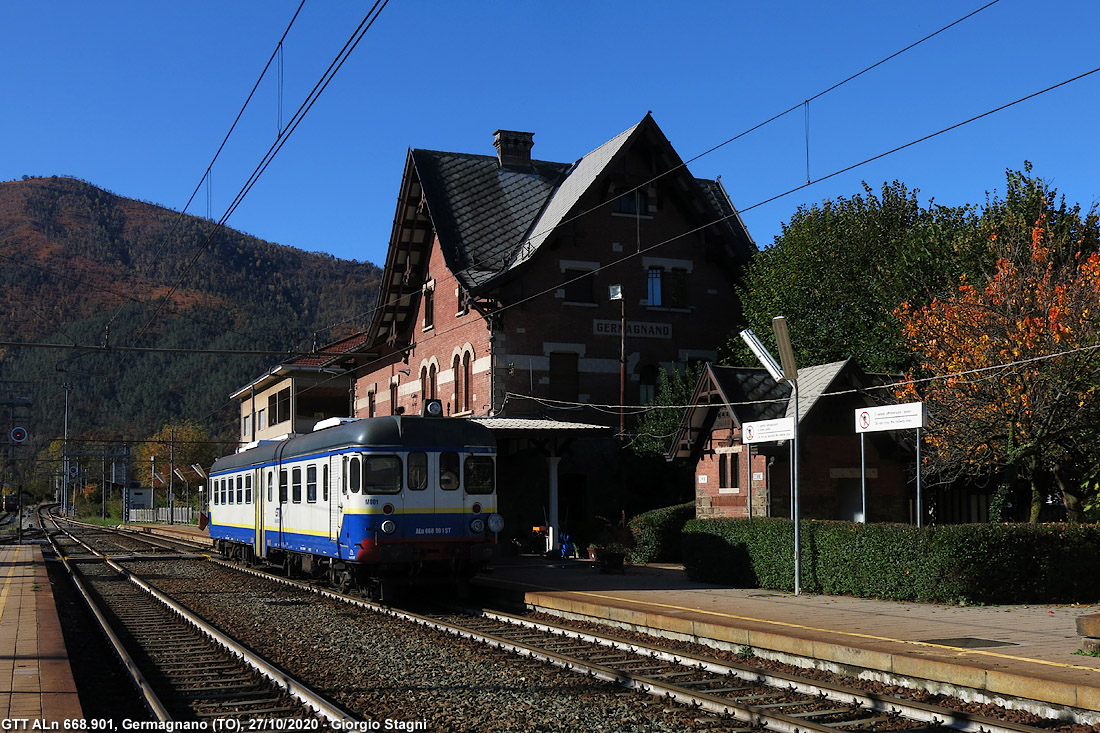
0,543,82,721
475,555,1100,713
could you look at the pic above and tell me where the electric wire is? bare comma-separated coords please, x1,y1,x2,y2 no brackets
15,61,1100,449
10,62,1097,373
18,5,1100,456
102,0,307,335
448,0,1004,281
0,0,1003,359
129,0,390,347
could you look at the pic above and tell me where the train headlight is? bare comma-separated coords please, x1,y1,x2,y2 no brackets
380,519,397,534
472,502,482,514
470,518,486,534
487,514,505,533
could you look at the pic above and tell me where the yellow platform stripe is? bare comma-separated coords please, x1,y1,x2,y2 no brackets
514,581,1099,674
0,545,23,622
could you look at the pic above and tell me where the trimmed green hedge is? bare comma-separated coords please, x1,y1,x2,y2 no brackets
627,502,695,564
682,518,1100,604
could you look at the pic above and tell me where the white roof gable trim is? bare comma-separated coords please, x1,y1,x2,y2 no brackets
510,121,641,269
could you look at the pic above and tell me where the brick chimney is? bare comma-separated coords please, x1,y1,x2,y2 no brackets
493,130,534,169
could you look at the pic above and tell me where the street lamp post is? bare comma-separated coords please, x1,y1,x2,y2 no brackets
741,316,801,594
609,284,625,441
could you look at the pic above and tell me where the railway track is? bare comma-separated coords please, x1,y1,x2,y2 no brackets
183,552,1062,733
47,518,1088,732
47,517,355,723
422,607,1065,733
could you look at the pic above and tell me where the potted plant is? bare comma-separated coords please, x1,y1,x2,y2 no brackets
588,512,634,572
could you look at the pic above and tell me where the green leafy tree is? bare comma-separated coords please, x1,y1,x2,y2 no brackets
895,169,1100,522
729,181,979,372
630,363,704,458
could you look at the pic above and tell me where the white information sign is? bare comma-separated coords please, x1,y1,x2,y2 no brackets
855,402,925,433
742,417,795,444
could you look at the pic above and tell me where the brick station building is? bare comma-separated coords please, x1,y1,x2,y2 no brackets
233,114,756,547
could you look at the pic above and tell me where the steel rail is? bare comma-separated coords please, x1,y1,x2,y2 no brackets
448,607,1057,733
45,517,173,721
85,524,1063,733
52,520,358,723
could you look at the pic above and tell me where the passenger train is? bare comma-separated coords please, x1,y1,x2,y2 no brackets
207,400,504,598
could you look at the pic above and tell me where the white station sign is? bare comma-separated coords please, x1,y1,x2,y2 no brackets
855,402,925,433
742,417,795,444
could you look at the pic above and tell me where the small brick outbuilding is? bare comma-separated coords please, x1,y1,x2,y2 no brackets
668,360,915,523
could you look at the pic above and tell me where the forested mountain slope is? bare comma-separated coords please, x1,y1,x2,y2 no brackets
0,176,382,447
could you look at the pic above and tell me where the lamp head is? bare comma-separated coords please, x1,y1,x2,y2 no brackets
739,329,785,383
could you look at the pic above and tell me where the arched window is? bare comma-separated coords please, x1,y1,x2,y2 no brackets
420,366,428,401
462,352,472,412
428,363,437,399
452,355,462,413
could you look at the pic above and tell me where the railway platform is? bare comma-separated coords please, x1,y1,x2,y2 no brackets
121,520,213,547
0,542,82,721
474,554,1100,716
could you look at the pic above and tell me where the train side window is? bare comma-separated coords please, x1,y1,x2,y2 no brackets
364,455,402,494
228,478,235,505
306,465,317,503
236,476,243,504
407,452,428,491
292,467,302,503
220,479,227,505
440,452,460,491
267,472,273,503
464,456,495,494
279,470,288,504
323,465,329,501
349,457,361,493
212,481,218,505
245,474,253,504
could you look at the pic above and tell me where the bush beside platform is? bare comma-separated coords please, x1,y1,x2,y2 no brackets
682,517,1100,605
626,502,695,564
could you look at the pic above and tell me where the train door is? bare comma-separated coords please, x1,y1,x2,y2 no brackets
327,455,341,542
277,466,288,547
253,468,264,559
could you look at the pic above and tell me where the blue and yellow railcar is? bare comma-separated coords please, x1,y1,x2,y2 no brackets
207,403,503,597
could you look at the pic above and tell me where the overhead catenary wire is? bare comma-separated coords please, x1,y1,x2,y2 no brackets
11,60,1100,440
446,0,1005,284
19,6,1100,448
11,62,1098,365
103,0,308,336
129,0,390,347
0,0,1003,356
257,0,1007,341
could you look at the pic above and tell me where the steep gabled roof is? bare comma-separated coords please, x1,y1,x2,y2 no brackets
360,114,756,354
412,150,571,290
508,121,640,271
667,359,861,460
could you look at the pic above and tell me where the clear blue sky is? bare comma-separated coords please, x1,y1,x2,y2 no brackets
3,1,1097,266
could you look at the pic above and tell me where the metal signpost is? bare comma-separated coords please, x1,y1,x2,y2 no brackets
854,402,926,525
742,417,796,524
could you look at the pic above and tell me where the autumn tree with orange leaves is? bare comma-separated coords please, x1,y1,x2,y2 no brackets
896,170,1100,522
